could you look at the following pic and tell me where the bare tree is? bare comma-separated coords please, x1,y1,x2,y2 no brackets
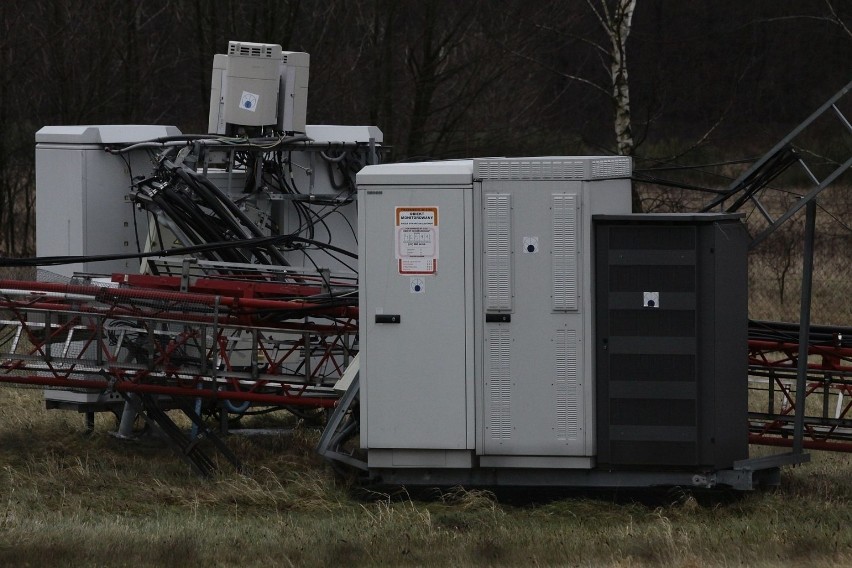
586,0,637,158
489,1,641,208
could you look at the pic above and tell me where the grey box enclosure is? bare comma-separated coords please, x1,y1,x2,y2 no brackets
357,157,632,470
594,214,749,469
35,125,181,277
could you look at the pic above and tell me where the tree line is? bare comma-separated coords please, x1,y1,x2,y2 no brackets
0,0,849,256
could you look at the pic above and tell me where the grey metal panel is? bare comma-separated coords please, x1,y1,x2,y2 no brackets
472,171,631,463
367,449,473,468
359,184,473,450
479,180,588,458
304,124,383,143
473,156,632,181
36,141,153,277
357,161,474,185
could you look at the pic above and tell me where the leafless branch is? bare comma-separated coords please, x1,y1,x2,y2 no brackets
494,41,610,98
825,0,852,39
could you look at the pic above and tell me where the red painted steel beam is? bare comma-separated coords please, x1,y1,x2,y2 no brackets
114,274,331,298
0,279,358,319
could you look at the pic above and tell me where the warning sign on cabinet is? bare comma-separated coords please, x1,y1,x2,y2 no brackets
395,207,438,274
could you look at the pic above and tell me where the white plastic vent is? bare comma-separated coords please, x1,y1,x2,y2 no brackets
552,193,579,311
484,193,512,310
487,326,512,440
555,329,579,441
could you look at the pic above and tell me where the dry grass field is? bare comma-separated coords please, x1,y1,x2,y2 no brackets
0,386,850,567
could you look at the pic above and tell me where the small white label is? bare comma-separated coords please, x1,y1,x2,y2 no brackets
523,236,539,254
643,291,659,308
239,91,259,112
410,278,425,294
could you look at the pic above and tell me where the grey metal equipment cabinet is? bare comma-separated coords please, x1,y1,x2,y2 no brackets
594,214,749,469
35,125,181,277
357,157,633,472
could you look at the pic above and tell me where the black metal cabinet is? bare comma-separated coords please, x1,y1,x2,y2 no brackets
594,214,748,469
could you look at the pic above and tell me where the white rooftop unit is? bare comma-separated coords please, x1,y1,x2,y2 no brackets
208,41,309,134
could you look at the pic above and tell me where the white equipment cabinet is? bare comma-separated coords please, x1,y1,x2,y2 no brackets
357,156,632,471
35,125,181,278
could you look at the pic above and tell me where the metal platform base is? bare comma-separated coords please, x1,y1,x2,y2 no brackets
44,398,125,433
370,462,787,491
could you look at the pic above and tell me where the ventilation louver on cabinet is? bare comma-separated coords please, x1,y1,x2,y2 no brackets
555,329,579,441
485,193,512,310
552,194,579,311
488,326,512,440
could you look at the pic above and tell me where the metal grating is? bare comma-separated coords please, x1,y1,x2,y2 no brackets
487,326,512,440
476,159,585,180
552,193,579,311
590,157,631,179
555,329,579,440
484,193,512,310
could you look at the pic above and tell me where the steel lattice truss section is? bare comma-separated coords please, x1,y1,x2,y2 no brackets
703,79,852,249
0,275,358,409
748,334,852,452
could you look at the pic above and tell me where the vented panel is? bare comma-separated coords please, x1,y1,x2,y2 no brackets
476,159,585,180
555,329,579,440
552,194,579,311
484,193,512,310
487,326,512,440
474,156,631,181
591,157,632,179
